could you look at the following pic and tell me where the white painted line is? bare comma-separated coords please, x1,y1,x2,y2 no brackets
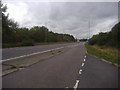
74,80,79,89
85,56,86,58
1,44,79,62
82,63,85,67
84,59,86,62
80,69,82,72
1,47,64,62
79,71,82,74
79,69,82,74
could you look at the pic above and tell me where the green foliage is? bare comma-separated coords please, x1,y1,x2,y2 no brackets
88,35,98,45
2,3,18,43
21,39,34,46
79,39,88,42
2,4,75,48
88,22,120,48
29,26,47,42
85,43,119,65
15,28,30,42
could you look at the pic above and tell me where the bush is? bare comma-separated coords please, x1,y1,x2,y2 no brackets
88,35,98,45
88,22,120,49
21,39,34,46
88,39,96,45
2,43,22,48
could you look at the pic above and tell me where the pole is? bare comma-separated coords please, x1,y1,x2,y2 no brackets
88,20,90,39
118,1,120,22
45,22,47,43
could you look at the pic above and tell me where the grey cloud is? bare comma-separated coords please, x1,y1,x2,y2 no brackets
48,2,118,38
4,1,118,39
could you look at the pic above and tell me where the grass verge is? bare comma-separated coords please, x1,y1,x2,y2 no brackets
85,43,119,65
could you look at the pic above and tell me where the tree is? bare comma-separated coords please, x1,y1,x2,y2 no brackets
2,2,75,47
2,3,18,43
88,22,119,48
108,22,120,48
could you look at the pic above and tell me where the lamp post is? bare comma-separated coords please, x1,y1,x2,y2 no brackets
45,20,50,43
118,1,120,22
44,22,47,43
88,20,90,39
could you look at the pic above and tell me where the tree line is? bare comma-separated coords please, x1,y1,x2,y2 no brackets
1,3,75,47
88,22,120,48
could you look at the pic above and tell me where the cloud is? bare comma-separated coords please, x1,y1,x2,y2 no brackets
3,1,118,39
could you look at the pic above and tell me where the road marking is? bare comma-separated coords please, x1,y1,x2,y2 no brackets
80,69,82,72
1,47,64,62
79,69,82,74
74,80,79,90
1,44,79,62
82,63,85,67
79,71,82,74
74,56,86,89
84,59,86,62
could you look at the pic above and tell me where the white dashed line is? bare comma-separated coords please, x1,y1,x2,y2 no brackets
84,59,86,62
74,80,79,90
80,69,82,72
82,63,85,67
79,69,82,74
79,71,82,74
74,57,86,89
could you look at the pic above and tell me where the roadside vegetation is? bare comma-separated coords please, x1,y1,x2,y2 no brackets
1,3,76,48
85,43,119,65
85,22,120,65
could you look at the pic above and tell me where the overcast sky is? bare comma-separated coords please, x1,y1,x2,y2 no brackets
3,0,118,39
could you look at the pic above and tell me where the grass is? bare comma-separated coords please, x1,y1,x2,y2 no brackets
10,65,17,69
3,42,74,48
85,43,119,65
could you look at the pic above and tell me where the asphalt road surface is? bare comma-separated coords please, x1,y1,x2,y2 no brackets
2,42,118,88
2,43,77,60
78,54,118,88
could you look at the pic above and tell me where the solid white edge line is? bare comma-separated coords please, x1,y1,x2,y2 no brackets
1,44,79,62
1,47,64,62
74,80,79,89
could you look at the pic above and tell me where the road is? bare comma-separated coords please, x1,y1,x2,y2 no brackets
78,54,118,88
2,42,118,88
2,43,77,60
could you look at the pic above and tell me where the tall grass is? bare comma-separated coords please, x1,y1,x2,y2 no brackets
85,43,119,65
